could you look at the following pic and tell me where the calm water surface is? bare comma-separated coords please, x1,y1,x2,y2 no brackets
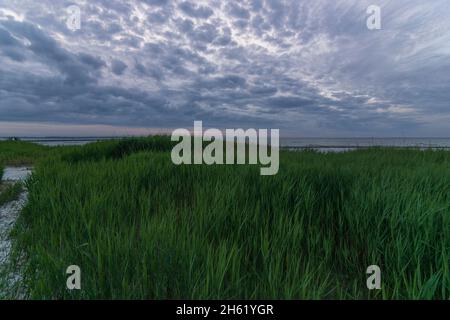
2,137,450,152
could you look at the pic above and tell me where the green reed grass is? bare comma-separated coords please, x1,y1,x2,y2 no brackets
0,141,50,166
4,138,450,299
0,182,23,207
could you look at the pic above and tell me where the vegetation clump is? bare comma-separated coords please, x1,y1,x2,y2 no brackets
0,138,448,299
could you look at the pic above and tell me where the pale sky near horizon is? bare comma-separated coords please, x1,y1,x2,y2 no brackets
1,1,450,137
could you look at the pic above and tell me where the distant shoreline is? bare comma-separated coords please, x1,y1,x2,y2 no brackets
2,137,450,150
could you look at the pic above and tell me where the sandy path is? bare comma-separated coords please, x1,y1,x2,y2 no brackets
0,167,31,298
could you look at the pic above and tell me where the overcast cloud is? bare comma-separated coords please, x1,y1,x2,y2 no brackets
1,0,450,136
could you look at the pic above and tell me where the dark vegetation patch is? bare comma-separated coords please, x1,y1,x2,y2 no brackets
61,136,174,163
0,182,23,207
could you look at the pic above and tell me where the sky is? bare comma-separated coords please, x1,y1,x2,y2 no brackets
0,0,450,137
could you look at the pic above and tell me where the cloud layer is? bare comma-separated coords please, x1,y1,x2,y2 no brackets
1,0,450,136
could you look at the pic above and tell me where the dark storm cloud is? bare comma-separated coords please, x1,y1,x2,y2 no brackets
0,26,20,45
2,47,25,61
1,0,450,136
265,96,314,109
111,59,127,75
227,3,250,20
134,61,164,81
143,0,170,6
78,53,106,70
178,2,214,19
207,75,247,89
0,19,101,85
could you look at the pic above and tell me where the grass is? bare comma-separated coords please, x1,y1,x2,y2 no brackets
0,182,23,207
0,140,50,166
0,139,47,206
1,138,449,299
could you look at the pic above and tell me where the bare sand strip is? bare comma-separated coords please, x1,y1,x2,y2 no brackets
0,167,31,298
